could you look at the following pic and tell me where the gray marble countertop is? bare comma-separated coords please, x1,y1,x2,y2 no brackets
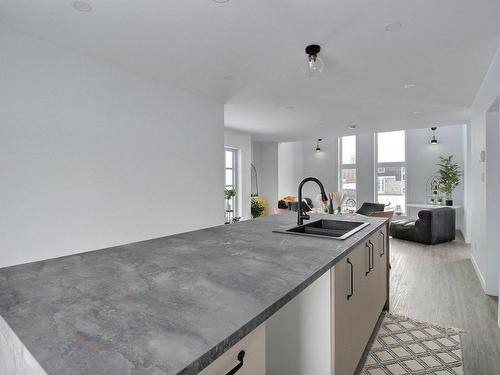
0,213,387,375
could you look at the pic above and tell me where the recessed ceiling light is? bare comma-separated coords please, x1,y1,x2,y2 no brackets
385,22,402,31
412,111,421,115
285,105,295,110
71,1,92,12
212,0,230,3
404,83,416,89
348,124,357,130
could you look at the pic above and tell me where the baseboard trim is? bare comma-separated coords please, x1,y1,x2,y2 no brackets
470,254,486,292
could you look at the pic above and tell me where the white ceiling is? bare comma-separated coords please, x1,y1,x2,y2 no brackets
1,0,500,141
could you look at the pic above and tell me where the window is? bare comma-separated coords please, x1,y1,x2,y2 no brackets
225,148,238,215
376,131,406,214
377,131,405,163
339,135,357,208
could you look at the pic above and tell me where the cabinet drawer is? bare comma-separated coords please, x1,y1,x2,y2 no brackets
199,324,265,375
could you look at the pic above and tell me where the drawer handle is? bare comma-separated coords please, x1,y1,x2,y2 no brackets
368,240,374,271
380,231,385,256
365,242,372,275
226,350,245,375
347,258,354,300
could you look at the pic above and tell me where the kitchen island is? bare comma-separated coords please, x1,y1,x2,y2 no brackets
0,213,389,375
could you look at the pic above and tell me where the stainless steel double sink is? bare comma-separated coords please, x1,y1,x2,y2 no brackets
274,219,370,240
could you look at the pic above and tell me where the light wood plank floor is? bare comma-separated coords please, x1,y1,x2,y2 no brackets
390,235,500,374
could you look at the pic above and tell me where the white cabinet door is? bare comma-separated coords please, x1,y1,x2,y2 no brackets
266,270,331,375
199,324,266,375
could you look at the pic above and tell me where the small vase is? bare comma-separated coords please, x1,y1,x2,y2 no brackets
445,200,453,206
337,207,342,215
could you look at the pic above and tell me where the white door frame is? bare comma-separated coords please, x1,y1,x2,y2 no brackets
485,96,500,326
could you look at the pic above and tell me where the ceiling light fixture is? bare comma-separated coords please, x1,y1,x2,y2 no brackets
285,105,295,110
385,22,402,31
348,124,357,130
431,127,438,144
212,0,230,3
412,111,421,115
71,0,92,12
305,44,324,76
404,83,416,89
315,138,322,153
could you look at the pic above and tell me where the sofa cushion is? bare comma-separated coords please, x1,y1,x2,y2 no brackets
390,219,416,238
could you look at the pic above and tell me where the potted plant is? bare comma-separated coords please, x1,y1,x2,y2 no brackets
251,197,265,219
274,200,289,214
224,188,236,210
436,155,462,206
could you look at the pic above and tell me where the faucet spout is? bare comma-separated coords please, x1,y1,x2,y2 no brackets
297,177,328,226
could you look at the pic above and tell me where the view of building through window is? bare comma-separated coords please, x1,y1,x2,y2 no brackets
376,131,406,214
339,135,357,208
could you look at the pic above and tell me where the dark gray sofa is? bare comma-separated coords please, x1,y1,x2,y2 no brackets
390,207,456,245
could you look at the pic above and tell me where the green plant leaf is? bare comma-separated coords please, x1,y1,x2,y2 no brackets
436,155,462,199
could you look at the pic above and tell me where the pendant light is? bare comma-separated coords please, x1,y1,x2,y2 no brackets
305,45,324,76
315,139,322,152
431,127,438,145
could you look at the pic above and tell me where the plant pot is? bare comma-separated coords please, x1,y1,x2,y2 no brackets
445,200,453,206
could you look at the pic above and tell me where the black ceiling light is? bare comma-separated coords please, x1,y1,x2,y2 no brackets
431,127,438,144
315,138,322,152
305,44,324,76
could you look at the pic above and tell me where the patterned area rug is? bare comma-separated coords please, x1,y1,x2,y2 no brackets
362,313,464,375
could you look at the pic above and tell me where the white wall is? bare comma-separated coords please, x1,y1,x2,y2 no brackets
356,133,376,206
300,139,338,208
469,44,500,299
224,130,252,220
266,270,331,375
406,125,466,230
251,141,262,196
252,142,279,213
485,108,500,301
0,27,224,268
277,139,337,207
407,125,465,206
278,142,304,198
462,124,472,242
